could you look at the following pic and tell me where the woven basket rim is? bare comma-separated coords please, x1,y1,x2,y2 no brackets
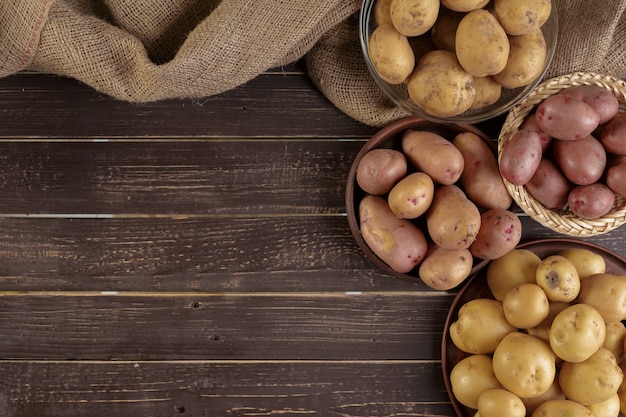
498,71,626,237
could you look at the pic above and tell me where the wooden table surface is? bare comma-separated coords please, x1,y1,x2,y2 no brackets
0,62,624,417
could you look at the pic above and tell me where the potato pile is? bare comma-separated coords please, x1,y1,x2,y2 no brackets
449,247,626,417
356,128,520,290
367,0,551,117
499,85,626,219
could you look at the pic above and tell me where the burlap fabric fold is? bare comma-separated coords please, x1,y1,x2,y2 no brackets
1,0,625,127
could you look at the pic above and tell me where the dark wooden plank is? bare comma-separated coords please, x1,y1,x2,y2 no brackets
0,140,363,215
0,360,455,417
0,293,450,360
0,72,377,140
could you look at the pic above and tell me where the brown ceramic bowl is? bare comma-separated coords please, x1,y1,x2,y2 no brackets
346,115,493,285
441,238,626,417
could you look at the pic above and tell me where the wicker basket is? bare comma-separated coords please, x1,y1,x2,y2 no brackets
498,72,626,237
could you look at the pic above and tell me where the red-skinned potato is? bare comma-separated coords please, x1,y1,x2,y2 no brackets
535,94,600,141
601,114,626,155
607,162,626,197
520,112,553,152
525,158,570,210
469,208,522,260
568,183,615,219
499,129,543,185
356,149,408,195
359,195,428,273
560,85,620,124
553,135,606,185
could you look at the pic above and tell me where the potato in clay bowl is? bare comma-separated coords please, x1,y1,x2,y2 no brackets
498,72,626,237
442,238,626,417
359,0,558,123
346,116,521,289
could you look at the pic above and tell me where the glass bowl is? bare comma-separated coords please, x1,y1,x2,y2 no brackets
358,0,558,124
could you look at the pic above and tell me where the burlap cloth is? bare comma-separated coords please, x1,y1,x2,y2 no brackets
1,0,625,127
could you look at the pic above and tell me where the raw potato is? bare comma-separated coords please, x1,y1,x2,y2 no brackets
418,244,473,290
470,76,502,110
586,393,622,417
577,273,626,324
390,0,439,37
401,129,465,185
607,162,626,197
455,9,510,77
559,348,624,405
469,208,522,260
526,301,570,344
430,7,465,52
502,283,549,329
553,135,606,185
603,321,626,361
493,29,547,89
426,185,481,250
521,379,566,416
387,172,434,219
450,354,503,409
453,132,512,210
441,0,489,12
601,114,626,155
449,298,516,354
549,303,606,363
568,183,615,220
359,195,428,273
535,255,580,302
477,388,526,417
486,248,542,301
560,85,620,124
407,50,476,118
493,0,551,36
532,400,593,417
535,94,600,141
520,112,553,152
356,148,408,195
499,129,543,186
492,332,556,398
373,0,393,26
558,248,606,280
368,24,415,85
525,158,570,210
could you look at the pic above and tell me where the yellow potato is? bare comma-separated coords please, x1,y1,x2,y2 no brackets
493,29,547,89
469,76,502,110
521,378,565,416
368,24,415,85
526,301,570,344
406,50,476,117
387,172,434,219
549,303,606,363
618,360,626,415
603,321,626,363
493,0,551,36
426,185,481,251
486,248,541,301
477,388,525,417
418,243,473,290
450,354,503,409
455,9,510,77
586,392,622,417
449,298,516,354
577,273,626,324
502,283,549,329
492,332,556,398
390,0,439,37
559,348,624,406
558,248,606,280
440,0,489,12
535,255,581,302
373,0,393,26
401,129,465,185
453,131,511,210
430,7,466,52
532,400,593,417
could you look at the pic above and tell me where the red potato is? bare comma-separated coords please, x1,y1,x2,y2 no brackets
553,135,606,185
606,162,626,197
499,129,543,186
567,183,615,219
469,208,522,260
535,94,600,141
356,148,408,195
520,112,553,152
525,159,570,210
600,113,626,155
359,194,428,273
560,85,620,124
